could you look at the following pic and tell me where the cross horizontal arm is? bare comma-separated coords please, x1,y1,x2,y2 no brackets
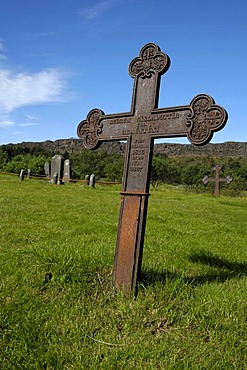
203,176,232,184
146,93,227,144
150,94,227,145
77,94,227,149
77,109,133,149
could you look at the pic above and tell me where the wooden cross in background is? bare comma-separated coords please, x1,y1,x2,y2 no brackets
77,43,228,295
202,164,232,196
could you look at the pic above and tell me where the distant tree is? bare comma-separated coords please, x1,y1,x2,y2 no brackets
104,157,124,182
70,149,124,180
3,154,47,174
151,156,169,187
0,150,8,169
29,155,48,174
3,154,29,173
181,158,214,192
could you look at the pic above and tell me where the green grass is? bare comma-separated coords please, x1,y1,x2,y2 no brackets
0,174,247,369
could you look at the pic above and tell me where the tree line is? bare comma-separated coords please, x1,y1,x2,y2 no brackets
1,143,247,195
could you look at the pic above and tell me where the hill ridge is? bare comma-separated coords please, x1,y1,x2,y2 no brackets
1,139,247,159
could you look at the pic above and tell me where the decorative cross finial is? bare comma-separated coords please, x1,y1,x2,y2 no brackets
187,95,227,145
128,43,170,78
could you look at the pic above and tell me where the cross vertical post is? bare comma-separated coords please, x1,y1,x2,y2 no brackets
77,43,228,295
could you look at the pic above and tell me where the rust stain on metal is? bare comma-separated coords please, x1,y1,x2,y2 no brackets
113,195,141,291
77,43,228,295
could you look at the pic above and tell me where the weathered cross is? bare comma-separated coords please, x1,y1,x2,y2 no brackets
202,164,232,196
77,43,227,295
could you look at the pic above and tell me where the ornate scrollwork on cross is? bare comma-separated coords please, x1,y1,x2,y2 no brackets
186,94,227,145
129,43,170,78
77,108,104,149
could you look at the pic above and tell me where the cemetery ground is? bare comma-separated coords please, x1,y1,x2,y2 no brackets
0,174,246,369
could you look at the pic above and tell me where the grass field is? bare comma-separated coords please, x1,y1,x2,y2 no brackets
0,174,247,369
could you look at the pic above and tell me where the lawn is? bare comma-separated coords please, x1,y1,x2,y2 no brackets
0,174,246,369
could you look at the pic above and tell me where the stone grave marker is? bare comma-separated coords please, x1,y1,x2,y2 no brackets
51,155,64,184
63,159,71,182
89,174,95,187
44,162,50,178
19,169,24,181
85,174,90,186
77,43,228,294
202,164,232,196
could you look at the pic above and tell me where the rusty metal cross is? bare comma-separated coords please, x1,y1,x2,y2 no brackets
202,164,232,196
77,43,228,295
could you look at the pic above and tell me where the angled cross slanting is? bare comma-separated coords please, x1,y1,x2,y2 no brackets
77,43,228,295
202,164,232,196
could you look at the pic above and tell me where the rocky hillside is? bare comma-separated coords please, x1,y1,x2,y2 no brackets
2,139,247,159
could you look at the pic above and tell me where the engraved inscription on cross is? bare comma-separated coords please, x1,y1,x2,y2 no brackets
202,164,232,196
77,43,228,295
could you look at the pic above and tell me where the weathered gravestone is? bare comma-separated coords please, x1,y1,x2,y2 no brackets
202,164,232,196
77,43,228,295
89,174,95,188
44,162,50,178
19,169,24,181
85,174,90,186
51,155,64,184
63,159,71,183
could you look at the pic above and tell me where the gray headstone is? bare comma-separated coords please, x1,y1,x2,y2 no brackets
19,169,24,181
44,162,50,178
85,174,90,186
89,174,95,188
63,159,71,182
51,155,64,184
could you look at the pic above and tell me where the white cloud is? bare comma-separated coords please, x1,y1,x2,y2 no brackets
20,113,39,126
79,0,126,19
24,113,39,121
20,122,38,127
0,119,15,128
0,68,66,113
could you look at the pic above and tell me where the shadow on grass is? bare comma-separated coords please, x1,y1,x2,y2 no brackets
141,250,247,288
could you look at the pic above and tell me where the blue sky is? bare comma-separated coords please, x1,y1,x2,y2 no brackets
0,0,246,145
